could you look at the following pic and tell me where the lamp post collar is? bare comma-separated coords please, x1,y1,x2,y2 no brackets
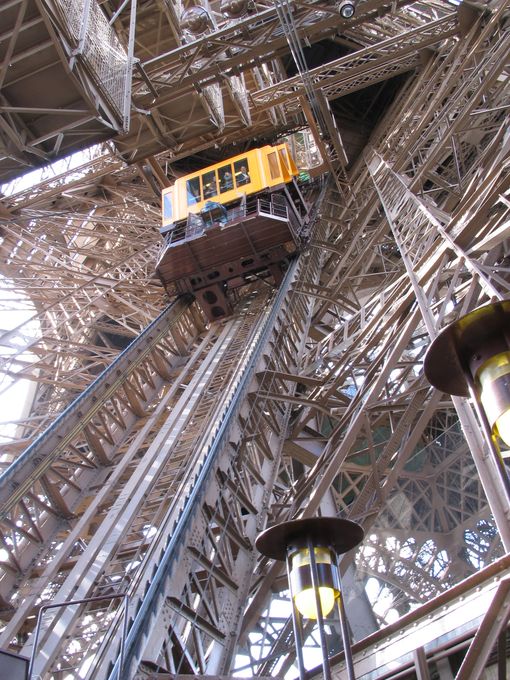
256,517,364,561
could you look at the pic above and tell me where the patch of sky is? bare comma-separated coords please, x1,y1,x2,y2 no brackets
0,145,108,446
1,144,105,197
0,276,40,444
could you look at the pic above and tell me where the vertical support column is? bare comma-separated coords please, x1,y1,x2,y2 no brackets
368,156,510,550
123,0,137,132
413,647,430,680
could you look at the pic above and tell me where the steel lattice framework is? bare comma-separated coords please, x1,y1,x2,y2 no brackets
0,0,509,678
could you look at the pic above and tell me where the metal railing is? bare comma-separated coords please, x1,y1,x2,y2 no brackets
258,193,288,219
163,193,296,249
28,593,129,680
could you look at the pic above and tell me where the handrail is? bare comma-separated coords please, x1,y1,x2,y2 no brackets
163,192,296,249
29,593,129,680
324,553,510,680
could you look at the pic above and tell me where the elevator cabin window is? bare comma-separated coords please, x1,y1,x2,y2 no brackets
268,152,281,180
234,159,250,187
163,192,173,221
279,147,291,174
202,170,218,199
187,177,201,205
219,165,234,193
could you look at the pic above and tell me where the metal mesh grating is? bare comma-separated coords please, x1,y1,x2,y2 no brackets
203,82,225,131
83,0,128,122
53,0,130,128
55,0,84,38
229,73,251,126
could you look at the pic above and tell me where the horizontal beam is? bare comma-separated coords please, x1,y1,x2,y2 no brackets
330,555,510,679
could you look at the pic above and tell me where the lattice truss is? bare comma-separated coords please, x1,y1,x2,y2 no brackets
240,5,510,673
0,0,131,182
90,0,462,166
0,153,167,445
0,0,508,678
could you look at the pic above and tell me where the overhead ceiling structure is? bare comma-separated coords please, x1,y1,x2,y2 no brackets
0,0,132,183
0,0,509,679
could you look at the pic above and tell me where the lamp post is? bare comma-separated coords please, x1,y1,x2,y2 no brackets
255,517,364,680
424,299,510,500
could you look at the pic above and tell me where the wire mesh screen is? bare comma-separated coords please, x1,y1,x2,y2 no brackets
52,0,130,129
53,0,84,38
202,82,225,131
84,0,129,124
229,73,251,127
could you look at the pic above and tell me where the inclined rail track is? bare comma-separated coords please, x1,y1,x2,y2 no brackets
0,297,202,643
20,287,279,678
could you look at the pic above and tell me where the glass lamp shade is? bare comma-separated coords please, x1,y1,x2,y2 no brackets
181,6,210,34
220,0,248,17
338,1,355,18
476,351,510,446
289,546,339,619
